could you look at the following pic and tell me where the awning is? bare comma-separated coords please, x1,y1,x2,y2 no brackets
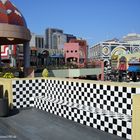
31,47,38,51
50,54,64,58
128,66,140,72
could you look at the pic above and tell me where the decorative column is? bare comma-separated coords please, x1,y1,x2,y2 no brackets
23,42,30,76
101,60,104,81
0,45,1,67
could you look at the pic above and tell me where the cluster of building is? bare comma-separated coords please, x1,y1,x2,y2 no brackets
1,25,140,69
1,28,88,68
89,33,140,68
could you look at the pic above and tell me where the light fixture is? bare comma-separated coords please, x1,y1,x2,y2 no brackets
7,37,14,41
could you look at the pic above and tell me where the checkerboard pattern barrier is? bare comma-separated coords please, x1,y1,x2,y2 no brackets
12,79,46,108
11,78,140,139
46,79,138,116
34,96,131,139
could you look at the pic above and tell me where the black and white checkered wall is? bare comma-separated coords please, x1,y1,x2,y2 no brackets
34,96,132,139
11,78,140,140
12,79,46,108
46,79,139,116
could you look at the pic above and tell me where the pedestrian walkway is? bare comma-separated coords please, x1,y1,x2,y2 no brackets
0,108,127,140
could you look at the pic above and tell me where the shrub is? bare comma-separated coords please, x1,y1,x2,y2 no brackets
0,72,4,78
42,68,49,77
3,72,14,78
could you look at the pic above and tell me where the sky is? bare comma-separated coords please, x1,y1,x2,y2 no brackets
11,0,140,46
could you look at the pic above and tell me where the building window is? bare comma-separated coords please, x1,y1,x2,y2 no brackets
75,50,77,53
67,50,69,53
133,44,139,47
71,50,73,53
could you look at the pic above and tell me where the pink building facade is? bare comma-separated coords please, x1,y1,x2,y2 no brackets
64,39,88,67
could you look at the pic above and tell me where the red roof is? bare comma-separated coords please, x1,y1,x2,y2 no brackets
0,0,27,27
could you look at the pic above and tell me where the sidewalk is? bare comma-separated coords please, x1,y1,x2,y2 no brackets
0,108,127,140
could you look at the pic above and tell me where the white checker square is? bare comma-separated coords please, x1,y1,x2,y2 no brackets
113,123,118,130
110,86,114,91
117,131,122,137
122,126,127,134
96,84,100,89
127,134,131,140
108,128,113,134
86,111,90,117
118,87,122,92
103,85,107,90
122,103,127,109
100,115,105,121
87,88,90,93
83,115,87,121
89,117,93,123
118,97,123,103
97,119,101,126
107,90,111,95
93,89,97,93
80,119,84,124
104,121,108,128
93,123,97,129
100,126,105,131
86,121,90,127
